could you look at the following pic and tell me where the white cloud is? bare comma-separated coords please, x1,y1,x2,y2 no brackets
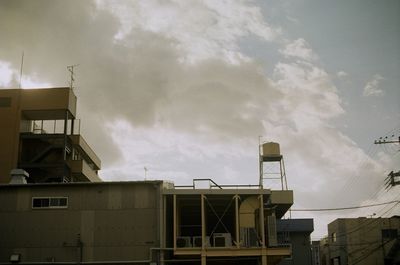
97,0,280,64
363,74,384,96
337,71,348,79
0,60,15,86
1,0,396,240
279,38,318,61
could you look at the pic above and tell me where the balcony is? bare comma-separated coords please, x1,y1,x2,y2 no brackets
67,159,101,182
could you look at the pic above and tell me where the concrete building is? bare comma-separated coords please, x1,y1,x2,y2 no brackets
0,179,295,265
0,88,101,183
311,241,321,265
0,87,313,264
276,219,314,265
320,217,400,265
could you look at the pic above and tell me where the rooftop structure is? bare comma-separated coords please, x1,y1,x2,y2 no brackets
0,87,101,183
0,179,294,265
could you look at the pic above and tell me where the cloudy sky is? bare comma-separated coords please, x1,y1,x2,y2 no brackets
1,0,399,239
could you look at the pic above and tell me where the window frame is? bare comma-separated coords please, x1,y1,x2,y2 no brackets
31,197,68,209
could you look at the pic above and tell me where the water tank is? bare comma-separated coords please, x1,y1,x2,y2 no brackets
262,142,281,157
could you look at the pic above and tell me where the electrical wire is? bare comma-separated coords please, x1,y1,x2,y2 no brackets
291,200,400,212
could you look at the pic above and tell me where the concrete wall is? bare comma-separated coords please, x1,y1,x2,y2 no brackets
277,219,314,265
0,90,21,183
325,217,400,265
0,181,162,263
278,232,312,265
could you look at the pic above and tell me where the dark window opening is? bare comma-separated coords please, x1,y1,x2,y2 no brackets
32,197,68,209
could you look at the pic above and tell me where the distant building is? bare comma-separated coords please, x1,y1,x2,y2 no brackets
0,179,296,265
320,217,400,265
311,240,321,265
0,88,101,183
277,218,314,265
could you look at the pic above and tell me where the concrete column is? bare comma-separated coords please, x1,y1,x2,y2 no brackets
173,194,177,250
201,194,206,265
235,195,240,248
259,194,265,247
262,254,268,265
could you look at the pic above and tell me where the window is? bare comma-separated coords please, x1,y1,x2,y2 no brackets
331,232,337,242
32,197,68,209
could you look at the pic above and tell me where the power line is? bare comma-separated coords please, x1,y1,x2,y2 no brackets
291,200,400,212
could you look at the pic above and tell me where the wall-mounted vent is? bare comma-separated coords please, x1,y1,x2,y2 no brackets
9,169,29,184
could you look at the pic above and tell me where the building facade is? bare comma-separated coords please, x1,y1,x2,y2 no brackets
276,218,314,265
0,88,101,183
320,217,400,265
0,180,296,265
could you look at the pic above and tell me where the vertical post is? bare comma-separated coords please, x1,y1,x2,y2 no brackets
201,194,206,265
235,195,240,248
282,158,288,190
63,111,68,160
158,186,164,265
71,119,75,135
279,160,284,190
63,111,69,181
260,194,267,265
259,194,265,247
259,143,263,188
173,194,177,250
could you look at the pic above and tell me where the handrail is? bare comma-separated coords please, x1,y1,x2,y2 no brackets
193,178,222,189
174,179,262,190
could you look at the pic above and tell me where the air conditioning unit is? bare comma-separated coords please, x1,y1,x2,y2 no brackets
240,227,259,247
267,215,277,247
193,236,211,247
213,233,232,247
176,236,192,248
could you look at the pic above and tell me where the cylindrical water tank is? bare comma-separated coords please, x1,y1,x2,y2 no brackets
262,142,281,157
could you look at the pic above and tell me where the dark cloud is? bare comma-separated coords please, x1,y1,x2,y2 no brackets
0,0,281,165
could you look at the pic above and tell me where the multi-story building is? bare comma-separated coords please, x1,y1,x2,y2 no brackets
0,87,313,265
321,217,400,265
0,178,294,265
0,87,101,183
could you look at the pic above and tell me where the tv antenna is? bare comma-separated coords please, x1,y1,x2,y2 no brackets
67,64,79,89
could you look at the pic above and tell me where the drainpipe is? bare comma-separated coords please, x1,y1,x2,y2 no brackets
77,234,83,264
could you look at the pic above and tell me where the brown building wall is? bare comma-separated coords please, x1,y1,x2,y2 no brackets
0,87,101,183
0,90,22,182
0,181,162,263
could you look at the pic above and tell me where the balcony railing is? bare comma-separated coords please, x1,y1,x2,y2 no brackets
20,119,81,135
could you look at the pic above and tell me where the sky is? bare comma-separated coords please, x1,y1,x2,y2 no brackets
0,0,399,239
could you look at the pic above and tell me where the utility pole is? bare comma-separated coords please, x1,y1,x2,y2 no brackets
375,133,399,188
385,171,400,188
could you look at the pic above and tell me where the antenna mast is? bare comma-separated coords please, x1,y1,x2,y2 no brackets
67,64,79,89
19,52,24,88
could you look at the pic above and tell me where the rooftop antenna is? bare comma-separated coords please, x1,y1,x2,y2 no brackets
67,64,79,89
144,167,148,180
19,52,24,88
